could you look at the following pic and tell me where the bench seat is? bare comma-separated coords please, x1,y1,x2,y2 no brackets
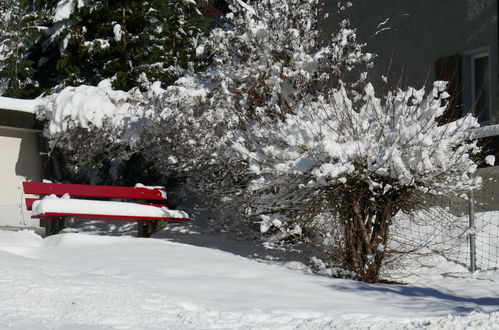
32,196,189,222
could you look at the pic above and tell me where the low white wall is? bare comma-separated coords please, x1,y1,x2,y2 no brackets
0,126,42,227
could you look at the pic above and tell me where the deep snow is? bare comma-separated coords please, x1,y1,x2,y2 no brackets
0,227,498,329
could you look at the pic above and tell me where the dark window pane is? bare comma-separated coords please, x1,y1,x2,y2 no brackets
474,56,490,122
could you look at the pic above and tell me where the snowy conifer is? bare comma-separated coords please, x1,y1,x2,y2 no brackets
0,1,41,97
26,0,207,93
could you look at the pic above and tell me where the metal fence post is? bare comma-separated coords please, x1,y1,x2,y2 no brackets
468,191,477,272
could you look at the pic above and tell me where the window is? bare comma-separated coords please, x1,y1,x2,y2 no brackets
471,53,491,123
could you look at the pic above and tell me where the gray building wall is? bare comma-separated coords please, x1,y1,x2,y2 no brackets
322,0,498,122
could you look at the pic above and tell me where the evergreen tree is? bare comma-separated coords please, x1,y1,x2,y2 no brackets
17,0,207,95
0,1,42,97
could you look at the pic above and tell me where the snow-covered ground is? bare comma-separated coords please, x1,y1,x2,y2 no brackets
0,225,499,329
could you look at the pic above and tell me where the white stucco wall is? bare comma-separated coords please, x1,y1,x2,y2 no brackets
0,126,42,227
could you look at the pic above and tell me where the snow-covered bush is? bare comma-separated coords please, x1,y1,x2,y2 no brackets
234,81,483,282
170,0,486,282
37,79,156,183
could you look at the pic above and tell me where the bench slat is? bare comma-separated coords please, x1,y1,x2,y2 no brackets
23,182,166,200
32,212,189,223
25,198,38,211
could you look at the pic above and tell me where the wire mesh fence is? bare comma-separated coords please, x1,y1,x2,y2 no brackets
470,187,499,270
390,169,499,272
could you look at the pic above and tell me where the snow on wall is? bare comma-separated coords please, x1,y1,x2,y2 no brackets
40,80,143,136
0,96,44,113
471,123,499,139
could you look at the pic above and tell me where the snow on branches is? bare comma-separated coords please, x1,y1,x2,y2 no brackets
241,81,481,205
203,0,372,121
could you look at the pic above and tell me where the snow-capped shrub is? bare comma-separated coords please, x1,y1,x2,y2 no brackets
37,79,159,183
233,81,483,282
170,0,486,282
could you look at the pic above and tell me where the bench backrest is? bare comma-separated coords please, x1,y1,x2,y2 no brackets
23,182,167,210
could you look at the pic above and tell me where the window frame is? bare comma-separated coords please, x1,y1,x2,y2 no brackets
470,52,491,123
462,47,492,124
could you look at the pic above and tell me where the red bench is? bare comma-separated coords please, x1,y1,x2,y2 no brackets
23,181,189,237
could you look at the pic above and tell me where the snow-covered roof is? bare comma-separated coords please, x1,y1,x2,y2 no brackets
0,96,43,114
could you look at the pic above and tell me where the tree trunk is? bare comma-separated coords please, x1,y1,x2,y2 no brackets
341,202,395,283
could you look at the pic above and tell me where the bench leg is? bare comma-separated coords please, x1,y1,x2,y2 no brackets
45,217,66,236
137,222,152,238
45,217,74,237
137,221,167,238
